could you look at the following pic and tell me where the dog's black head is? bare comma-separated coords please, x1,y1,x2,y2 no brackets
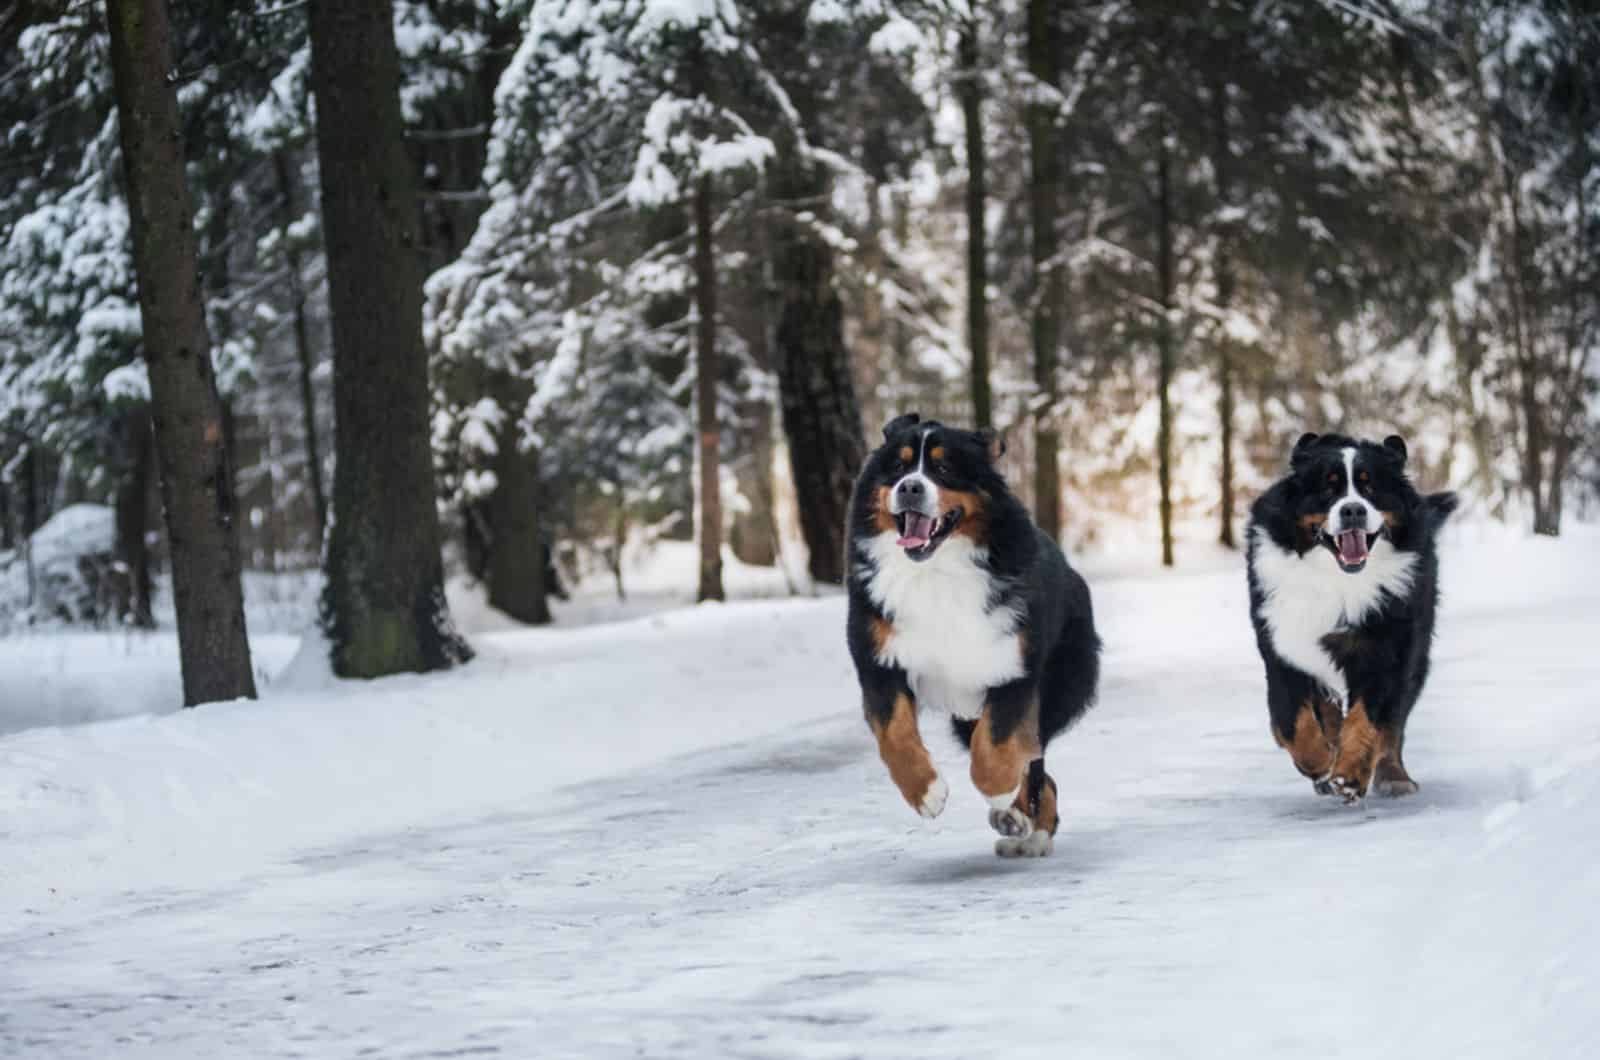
857,412,1007,563
1272,431,1455,573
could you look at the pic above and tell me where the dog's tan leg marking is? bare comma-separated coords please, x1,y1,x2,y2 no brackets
970,706,1040,807
1373,724,1419,797
869,692,946,818
1017,768,1059,836
1327,700,1380,802
1274,700,1338,781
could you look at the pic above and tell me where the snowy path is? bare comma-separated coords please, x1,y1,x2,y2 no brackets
3,531,1598,1058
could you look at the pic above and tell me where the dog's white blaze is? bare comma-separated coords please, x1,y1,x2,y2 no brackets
888,428,936,515
1250,524,1417,704
1328,447,1382,532
860,530,1024,716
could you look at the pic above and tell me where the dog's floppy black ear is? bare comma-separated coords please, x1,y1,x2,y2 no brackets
1290,432,1321,468
1383,434,1408,466
882,412,920,442
975,428,1006,462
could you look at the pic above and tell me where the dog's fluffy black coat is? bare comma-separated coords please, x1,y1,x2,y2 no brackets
1247,431,1457,800
845,413,1099,855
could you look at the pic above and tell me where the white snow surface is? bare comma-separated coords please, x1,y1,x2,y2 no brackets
3,527,1599,1058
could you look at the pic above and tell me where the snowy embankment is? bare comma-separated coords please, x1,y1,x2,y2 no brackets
3,526,1598,1057
0,590,846,927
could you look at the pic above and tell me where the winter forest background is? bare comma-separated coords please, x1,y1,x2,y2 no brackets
1,0,1597,697
4,4,1600,1051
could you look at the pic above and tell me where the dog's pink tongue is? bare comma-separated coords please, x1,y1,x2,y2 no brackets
1338,529,1368,565
897,512,934,548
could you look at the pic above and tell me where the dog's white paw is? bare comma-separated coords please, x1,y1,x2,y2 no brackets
1328,773,1367,804
1373,777,1419,798
995,831,1053,858
916,775,949,819
987,805,1033,838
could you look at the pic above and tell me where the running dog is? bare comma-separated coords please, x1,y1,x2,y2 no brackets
845,414,1101,856
1247,432,1457,801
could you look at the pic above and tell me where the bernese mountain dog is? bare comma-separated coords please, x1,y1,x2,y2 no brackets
845,414,1101,857
1247,432,1458,802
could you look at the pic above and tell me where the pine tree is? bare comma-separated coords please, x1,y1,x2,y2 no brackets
103,0,256,703
309,0,469,675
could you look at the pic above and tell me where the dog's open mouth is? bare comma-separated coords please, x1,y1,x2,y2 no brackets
1325,527,1379,573
895,508,962,560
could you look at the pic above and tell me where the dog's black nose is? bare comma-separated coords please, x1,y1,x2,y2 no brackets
896,478,925,499
1338,501,1366,526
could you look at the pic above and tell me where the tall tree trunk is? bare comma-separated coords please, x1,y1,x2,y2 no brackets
484,380,550,625
273,150,328,543
695,173,725,602
1156,115,1176,569
960,19,992,430
611,493,628,602
854,180,889,433
113,406,155,628
308,0,469,676
1211,78,1237,549
752,5,866,585
769,164,867,586
1446,302,1505,515
104,0,256,703
1498,155,1550,534
21,445,38,608
1027,0,1062,539
739,403,782,569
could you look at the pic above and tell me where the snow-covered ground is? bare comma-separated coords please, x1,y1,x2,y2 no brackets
2,525,1598,1058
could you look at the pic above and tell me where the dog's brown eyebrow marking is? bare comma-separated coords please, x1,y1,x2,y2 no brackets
930,445,946,462
899,445,913,463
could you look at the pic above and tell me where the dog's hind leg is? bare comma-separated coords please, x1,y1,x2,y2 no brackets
972,680,1043,845
994,759,1057,858
1373,725,1419,797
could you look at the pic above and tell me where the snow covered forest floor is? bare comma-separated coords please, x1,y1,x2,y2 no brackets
3,528,1598,1058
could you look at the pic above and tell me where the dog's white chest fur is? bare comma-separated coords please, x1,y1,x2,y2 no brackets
1250,525,1417,703
860,531,1024,718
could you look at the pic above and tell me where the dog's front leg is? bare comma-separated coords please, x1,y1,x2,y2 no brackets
863,672,947,819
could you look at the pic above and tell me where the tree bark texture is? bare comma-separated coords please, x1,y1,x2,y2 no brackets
1027,0,1065,539
273,150,328,541
113,405,155,628
308,0,469,676
105,0,256,703
769,161,867,586
485,393,551,626
960,20,992,430
1211,78,1237,549
1156,116,1176,569
695,172,725,602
